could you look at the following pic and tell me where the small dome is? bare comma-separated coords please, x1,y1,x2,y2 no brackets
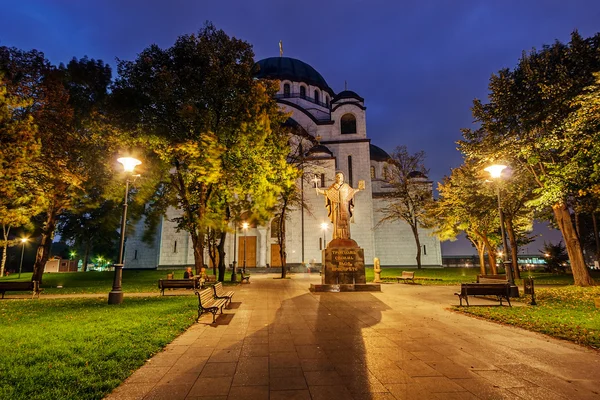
333,90,364,102
306,144,333,157
370,144,391,162
255,57,333,95
408,171,428,179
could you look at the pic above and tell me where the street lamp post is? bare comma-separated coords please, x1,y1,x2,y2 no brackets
484,164,518,297
320,222,328,250
108,156,141,305
18,238,28,278
242,222,249,273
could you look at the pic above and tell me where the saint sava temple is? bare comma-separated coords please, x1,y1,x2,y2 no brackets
124,56,443,270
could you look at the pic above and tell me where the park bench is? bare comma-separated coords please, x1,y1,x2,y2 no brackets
205,275,217,283
195,288,227,323
240,270,250,283
212,282,234,306
395,271,415,284
158,279,199,296
455,282,512,307
0,281,42,299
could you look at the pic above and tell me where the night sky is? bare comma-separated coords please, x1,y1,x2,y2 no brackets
2,0,598,254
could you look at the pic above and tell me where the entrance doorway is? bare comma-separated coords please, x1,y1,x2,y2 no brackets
271,244,282,267
238,236,257,268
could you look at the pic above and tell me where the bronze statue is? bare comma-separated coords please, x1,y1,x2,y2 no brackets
316,172,364,240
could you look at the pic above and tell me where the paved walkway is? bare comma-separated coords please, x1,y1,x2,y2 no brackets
106,274,600,400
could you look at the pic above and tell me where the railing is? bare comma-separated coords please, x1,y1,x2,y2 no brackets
274,92,330,109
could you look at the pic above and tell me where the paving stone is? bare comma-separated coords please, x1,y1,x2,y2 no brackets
143,383,191,400
200,362,237,378
105,275,600,400
187,377,232,397
226,385,269,400
308,385,353,400
268,389,311,400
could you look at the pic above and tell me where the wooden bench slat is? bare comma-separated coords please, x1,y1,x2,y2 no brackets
240,271,250,283
195,288,227,323
0,281,42,299
212,282,234,306
395,271,415,284
455,283,511,307
158,279,198,295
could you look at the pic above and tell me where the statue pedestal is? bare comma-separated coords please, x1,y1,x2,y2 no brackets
310,239,380,292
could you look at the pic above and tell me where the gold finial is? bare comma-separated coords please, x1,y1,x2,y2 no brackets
279,40,283,57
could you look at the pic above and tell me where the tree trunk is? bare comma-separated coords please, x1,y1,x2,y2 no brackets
279,213,287,279
552,203,594,286
32,206,58,284
217,231,227,282
482,236,497,275
1,225,10,277
592,212,600,262
411,223,422,269
82,239,91,272
505,217,521,279
207,229,218,276
189,228,205,276
468,236,486,275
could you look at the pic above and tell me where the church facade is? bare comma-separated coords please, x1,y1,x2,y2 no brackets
124,57,442,269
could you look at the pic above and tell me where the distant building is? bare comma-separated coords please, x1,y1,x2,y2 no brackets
124,57,443,269
44,257,78,273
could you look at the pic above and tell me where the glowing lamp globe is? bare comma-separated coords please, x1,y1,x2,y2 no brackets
242,222,249,230
117,157,142,173
320,222,328,230
484,164,507,179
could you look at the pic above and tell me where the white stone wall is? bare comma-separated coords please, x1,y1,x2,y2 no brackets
123,216,161,269
372,197,442,267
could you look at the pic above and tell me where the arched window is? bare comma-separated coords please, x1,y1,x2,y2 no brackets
300,85,306,99
283,83,290,98
340,113,357,134
383,165,389,180
314,89,320,104
325,96,330,107
370,166,376,179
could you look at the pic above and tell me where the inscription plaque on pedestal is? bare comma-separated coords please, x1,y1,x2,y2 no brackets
323,247,365,284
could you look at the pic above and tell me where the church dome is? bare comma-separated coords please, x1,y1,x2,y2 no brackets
255,57,334,95
370,144,391,162
333,90,364,102
408,171,428,179
306,144,334,158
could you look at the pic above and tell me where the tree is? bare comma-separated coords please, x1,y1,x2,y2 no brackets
112,24,293,280
57,202,121,272
428,162,501,274
460,31,600,286
378,146,433,268
271,127,315,278
1,47,123,283
0,71,43,276
541,241,569,273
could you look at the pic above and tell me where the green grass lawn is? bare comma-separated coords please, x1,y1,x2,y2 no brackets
0,296,197,400
0,269,236,294
455,286,600,349
365,267,600,285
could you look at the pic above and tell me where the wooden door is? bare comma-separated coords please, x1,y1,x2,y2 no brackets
271,244,282,267
238,236,257,267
